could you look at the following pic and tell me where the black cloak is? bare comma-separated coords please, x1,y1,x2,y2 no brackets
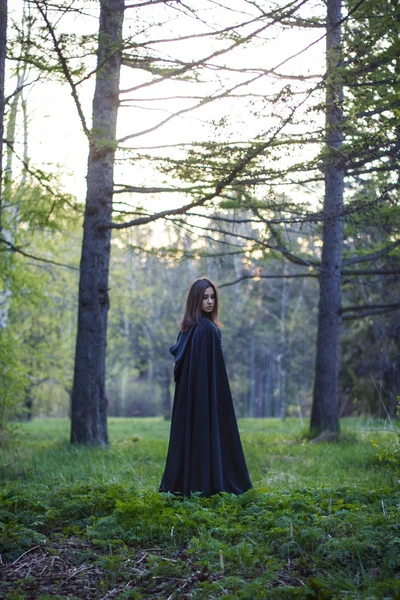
159,317,252,497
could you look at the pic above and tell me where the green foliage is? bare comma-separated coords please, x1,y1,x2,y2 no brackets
0,329,25,445
374,403,400,471
1,417,400,599
0,209,80,440
1,479,400,598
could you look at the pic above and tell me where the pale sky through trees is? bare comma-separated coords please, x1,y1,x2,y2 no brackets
7,0,327,221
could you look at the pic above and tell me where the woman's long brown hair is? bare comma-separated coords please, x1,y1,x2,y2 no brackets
180,277,222,331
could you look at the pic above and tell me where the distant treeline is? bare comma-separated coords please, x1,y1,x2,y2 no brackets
11,219,397,422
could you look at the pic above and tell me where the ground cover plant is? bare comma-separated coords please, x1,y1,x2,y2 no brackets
0,418,399,599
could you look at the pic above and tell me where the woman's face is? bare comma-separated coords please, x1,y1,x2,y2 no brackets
201,286,216,314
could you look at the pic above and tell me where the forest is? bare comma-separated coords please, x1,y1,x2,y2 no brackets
0,0,398,442
0,0,400,597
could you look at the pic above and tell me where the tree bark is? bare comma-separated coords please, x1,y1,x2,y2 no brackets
384,359,400,418
71,0,124,445
0,0,7,233
310,0,344,438
0,46,29,330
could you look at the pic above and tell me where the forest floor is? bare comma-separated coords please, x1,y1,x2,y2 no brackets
0,417,399,600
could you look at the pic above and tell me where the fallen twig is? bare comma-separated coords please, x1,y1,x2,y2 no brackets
11,546,40,566
58,565,92,587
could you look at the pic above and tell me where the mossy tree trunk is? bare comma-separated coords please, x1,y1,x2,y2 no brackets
310,0,344,439
70,0,124,445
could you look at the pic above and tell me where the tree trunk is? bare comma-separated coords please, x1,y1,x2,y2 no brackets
0,55,29,330
70,0,124,445
279,262,288,420
310,0,344,439
383,358,400,418
0,0,7,232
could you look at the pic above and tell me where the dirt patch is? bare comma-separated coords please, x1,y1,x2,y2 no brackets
0,539,220,600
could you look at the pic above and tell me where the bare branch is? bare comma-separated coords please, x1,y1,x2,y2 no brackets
125,0,180,7
121,0,298,54
4,141,79,211
4,76,42,105
119,0,315,100
118,72,265,142
33,0,90,137
110,193,215,228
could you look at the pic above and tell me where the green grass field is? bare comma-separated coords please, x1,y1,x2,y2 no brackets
1,417,399,599
2,417,397,490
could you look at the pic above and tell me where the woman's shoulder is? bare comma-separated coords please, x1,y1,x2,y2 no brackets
197,317,220,335
199,316,217,327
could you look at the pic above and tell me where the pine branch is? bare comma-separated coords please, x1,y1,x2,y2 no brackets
109,193,216,229
356,100,400,119
113,184,201,194
341,303,400,313
220,269,400,289
342,269,400,276
342,240,400,267
112,82,316,228
219,272,318,288
166,216,323,269
341,303,400,320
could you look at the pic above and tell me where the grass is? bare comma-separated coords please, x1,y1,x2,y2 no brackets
1,417,397,490
0,417,399,600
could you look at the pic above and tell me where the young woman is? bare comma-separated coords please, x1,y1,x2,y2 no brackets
159,277,252,497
